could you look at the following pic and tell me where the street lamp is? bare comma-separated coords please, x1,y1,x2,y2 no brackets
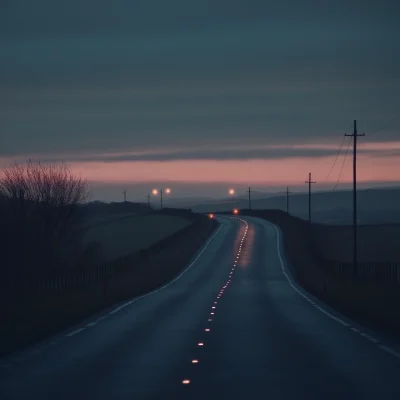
228,188,237,209
228,187,252,211
152,187,171,210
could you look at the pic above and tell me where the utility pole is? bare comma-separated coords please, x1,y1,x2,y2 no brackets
305,173,316,223
160,188,163,210
247,186,252,210
147,194,151,208
286,186,291,214
122,189,127,203
345,120,365,279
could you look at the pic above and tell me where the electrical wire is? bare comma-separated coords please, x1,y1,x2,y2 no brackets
332,136,352,192
325,135,346,181
325,118,397,192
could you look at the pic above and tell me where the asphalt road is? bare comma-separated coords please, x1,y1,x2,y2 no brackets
1,216,400,399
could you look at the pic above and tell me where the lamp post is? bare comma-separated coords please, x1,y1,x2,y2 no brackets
152,188,171,210
228,188,235,206
228,187,253,212
229,188,238,214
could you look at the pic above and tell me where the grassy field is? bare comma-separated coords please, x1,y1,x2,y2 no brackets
83,213,192,263
311,223,400,263
79,212,140,230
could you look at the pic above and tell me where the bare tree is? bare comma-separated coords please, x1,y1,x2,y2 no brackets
0,159,91,273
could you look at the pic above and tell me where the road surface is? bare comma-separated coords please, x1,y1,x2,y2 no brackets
1,216,400,399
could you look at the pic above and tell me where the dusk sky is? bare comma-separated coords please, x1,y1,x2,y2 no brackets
1,0,399,201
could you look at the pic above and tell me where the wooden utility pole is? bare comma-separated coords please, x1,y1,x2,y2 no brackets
147,194,151,208
160,188,163,210
286,186,291,214
247,186,252,210
122,189,127,203
345,120,365,278
305,173,316,223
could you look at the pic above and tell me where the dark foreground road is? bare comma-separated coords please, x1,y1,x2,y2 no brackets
1,216,400,399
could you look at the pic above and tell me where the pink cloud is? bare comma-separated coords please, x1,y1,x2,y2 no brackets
1,141,400,188
68,154,400,185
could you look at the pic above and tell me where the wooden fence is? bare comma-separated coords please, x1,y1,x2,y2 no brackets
237,209,400,286
1,213,209,297
315,252,400,285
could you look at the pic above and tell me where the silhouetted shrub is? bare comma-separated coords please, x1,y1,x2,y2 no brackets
0,160,91,275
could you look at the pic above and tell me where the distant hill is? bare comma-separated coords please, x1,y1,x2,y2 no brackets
82,201,150,215
166,191,278,209
189,187,400,225
86,187,400,225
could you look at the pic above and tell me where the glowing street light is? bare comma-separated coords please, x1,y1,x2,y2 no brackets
229,188,239,210
233,208,239,215
152,187,171,210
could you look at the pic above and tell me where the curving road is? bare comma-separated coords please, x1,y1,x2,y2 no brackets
1,216,400,399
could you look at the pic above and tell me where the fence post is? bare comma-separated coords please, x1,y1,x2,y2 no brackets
103,278,108,301
397,264,400,285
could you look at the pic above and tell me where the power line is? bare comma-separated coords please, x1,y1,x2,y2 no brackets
345,120,365,279
332,136,352,192
325,135,347,181
286,186,291,214
324,117,397,184
247,186,252,210
305,173,316,223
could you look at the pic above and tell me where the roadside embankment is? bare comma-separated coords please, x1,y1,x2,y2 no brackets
0,212,219,358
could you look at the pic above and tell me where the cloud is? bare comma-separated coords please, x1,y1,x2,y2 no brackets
0,0,399,160
41,147,339,163
3,142,396,164
1,1,398,39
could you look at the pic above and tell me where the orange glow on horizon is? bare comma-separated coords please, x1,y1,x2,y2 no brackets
2,140,400,189
60,152,400,186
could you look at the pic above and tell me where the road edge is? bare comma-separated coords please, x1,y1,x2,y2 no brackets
1,219,223,364
249,216,400,361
